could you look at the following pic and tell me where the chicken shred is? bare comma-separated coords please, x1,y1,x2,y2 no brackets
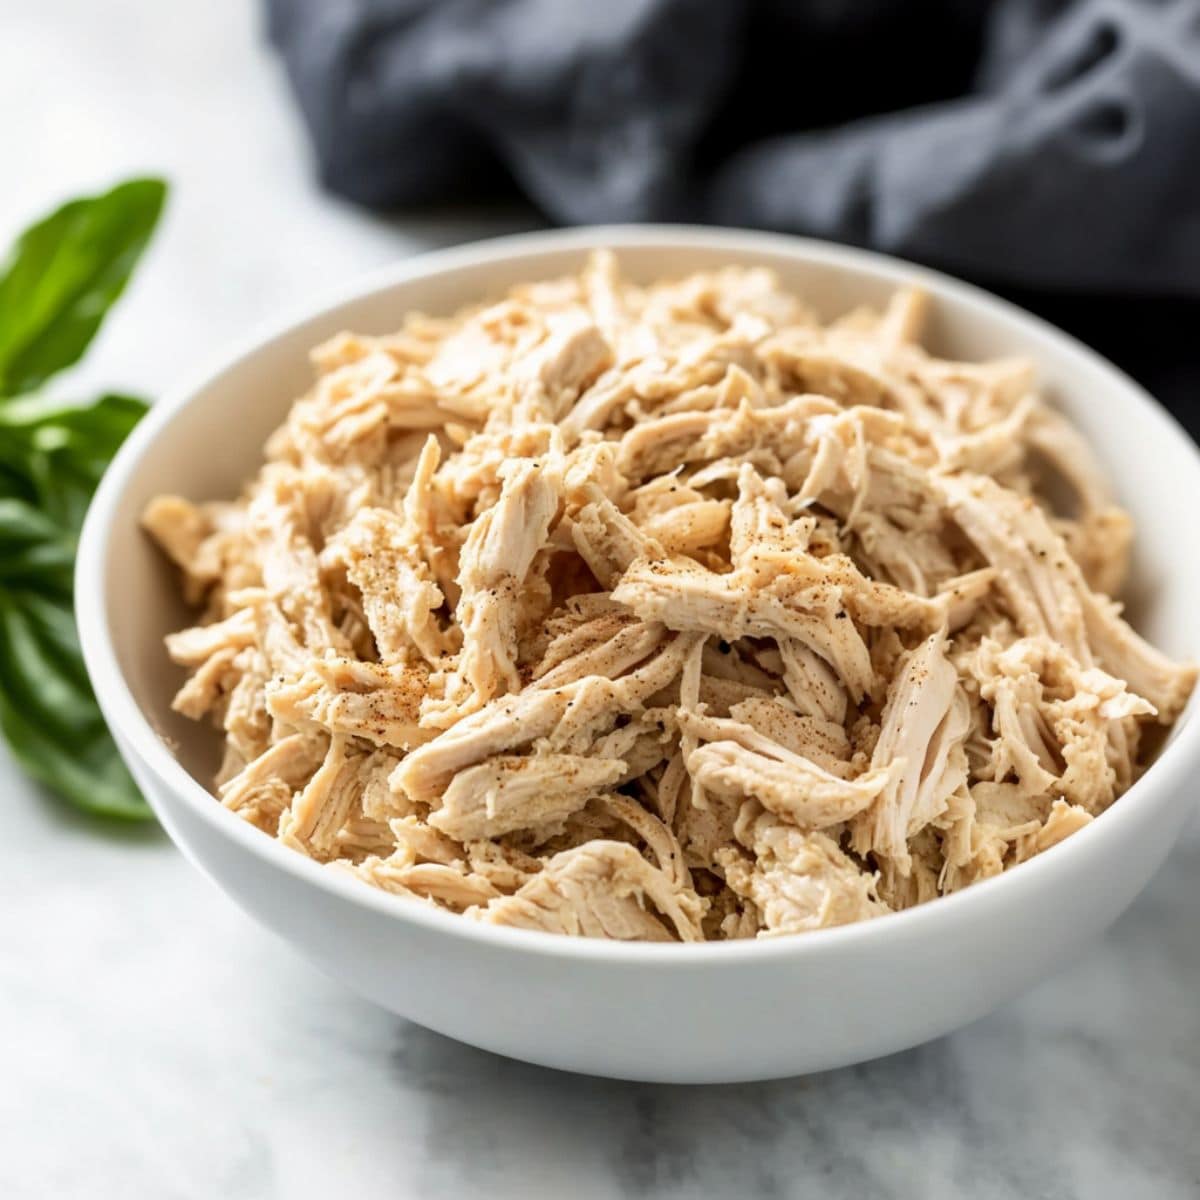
147,253,1195,941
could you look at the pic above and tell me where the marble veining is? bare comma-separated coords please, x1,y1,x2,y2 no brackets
2,3,1199,1197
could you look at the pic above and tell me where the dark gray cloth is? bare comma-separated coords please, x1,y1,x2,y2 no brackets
264,0,1200,430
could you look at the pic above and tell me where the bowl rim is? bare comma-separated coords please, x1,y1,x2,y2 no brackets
76,223,1200,963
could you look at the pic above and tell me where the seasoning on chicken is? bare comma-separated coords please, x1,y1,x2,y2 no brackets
147,253,1196,942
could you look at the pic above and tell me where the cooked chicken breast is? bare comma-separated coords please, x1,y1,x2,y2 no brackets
147,254,1195,942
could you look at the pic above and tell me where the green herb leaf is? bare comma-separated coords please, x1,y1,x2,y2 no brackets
0,390,156,819
0,591,149,819
0,178,166,396
0,392,148,532
0,498,77,597
0,180,165,821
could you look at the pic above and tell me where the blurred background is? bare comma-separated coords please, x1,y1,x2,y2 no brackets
4,3,1200,1198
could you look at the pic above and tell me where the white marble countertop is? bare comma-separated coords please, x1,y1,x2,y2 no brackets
3,4,1200,1197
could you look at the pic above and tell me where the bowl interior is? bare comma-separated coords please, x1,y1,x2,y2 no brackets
97,232,1200,792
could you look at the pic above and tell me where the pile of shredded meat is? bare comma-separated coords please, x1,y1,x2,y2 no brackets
145,253,1196,941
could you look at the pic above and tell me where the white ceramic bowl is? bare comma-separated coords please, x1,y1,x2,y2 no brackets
77,227,1200,1084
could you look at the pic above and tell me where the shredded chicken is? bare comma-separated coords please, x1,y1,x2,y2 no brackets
147,253,1196,942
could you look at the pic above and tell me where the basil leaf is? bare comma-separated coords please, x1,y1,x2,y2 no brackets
0,391,155,819
0,590,151,819
0,498,76,597
0,179,166,396
0,392,148,531
0,180,165,821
